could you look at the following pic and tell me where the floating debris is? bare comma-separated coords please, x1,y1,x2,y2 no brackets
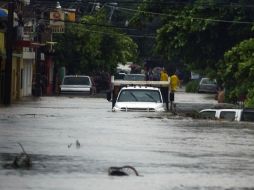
68,143,72,148
108,165,139,176
76,140,80,148
12,143,32,169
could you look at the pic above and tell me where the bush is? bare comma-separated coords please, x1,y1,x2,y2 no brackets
245,88,254,108
185,80,199,93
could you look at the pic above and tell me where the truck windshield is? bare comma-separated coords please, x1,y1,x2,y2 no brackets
117,89,162,102
124,74,145,81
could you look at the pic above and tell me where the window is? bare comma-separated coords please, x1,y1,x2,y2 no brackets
220,111,236,121
201,78,216,85
241,111,254,122
118,89,162,102
200,111,216,119
63,77,90,85
124,74,145,81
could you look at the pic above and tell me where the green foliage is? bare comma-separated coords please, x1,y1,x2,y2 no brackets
134,0,254,106
245,88,254,108
136,0,254,74
221,38,254,106
156,0,254,71
185,80,199,93
54,11,137,75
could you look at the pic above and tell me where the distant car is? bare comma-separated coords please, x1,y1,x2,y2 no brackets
199,108,254,122
60,75,93,95
112,86,165,112
115,72,126,80
123,74,146,81
198,78,217,93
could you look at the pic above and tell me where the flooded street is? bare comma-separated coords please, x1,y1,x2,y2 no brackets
0,95,254,190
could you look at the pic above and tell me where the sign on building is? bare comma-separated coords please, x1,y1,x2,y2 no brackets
65,9,76,22
49,10,65,33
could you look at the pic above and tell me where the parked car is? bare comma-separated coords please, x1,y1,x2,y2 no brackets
198,77,217,93
123,74,146,81
115,72,126,80
199,108,254,122
112,86,165,112
60,75,93,95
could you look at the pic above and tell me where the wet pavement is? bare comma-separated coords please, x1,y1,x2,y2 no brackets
0,92,254,190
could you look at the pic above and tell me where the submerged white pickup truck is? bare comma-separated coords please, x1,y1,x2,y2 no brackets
107,77,170,112
112,86,165,112
199,108,254,122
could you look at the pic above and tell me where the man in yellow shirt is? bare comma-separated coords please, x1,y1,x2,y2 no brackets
170,73,180,92
160,68,169,110
160,68,168,81
169,72,180,112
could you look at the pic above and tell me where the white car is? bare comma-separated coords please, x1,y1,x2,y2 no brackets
199,108,254,122
112,86,165,112
60,75,92,95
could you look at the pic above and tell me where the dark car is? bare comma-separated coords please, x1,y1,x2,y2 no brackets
198,78,217,93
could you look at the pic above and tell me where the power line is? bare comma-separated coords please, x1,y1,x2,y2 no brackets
38,17,156,38
24,0,254,30
82,27,155,38
109,5,254,25
29,0,254,9
39,17,137,30
26,1,254,25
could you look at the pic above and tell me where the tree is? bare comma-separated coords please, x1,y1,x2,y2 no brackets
221,38,254,106
135,0,254,75
54,11,137,75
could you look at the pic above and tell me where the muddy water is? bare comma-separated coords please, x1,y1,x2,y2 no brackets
0,96,254,190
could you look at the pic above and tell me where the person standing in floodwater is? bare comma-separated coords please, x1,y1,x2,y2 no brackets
160,68,169,110
169,72,180,111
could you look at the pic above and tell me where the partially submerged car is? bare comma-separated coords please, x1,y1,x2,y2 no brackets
60,75,93,95
199,108,254,122
112,86,165,112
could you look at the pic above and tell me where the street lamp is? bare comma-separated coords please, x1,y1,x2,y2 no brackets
94,3,101,11
56,1,62,9
108,2,118,22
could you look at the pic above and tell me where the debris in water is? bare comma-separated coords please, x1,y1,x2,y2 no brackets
108,165,139,176
68,143,72,148
12,143,32,169
76,140,80,148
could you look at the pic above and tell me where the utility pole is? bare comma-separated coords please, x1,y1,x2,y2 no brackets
4,1,14,105
34,26,42,97
33,10,44,97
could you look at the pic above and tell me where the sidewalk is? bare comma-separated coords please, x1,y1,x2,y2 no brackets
174,86,218,113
